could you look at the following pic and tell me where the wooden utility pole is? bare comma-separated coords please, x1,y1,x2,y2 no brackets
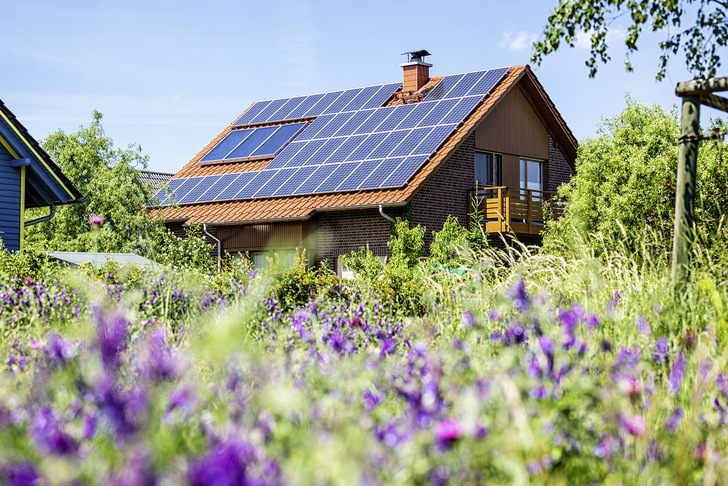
672,77,728,287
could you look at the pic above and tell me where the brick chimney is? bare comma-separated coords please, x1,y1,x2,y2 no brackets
400,50,432,92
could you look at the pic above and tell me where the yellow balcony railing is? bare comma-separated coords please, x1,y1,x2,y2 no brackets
467,185,565,236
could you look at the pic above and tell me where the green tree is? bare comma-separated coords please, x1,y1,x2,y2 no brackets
532,0,728,80
25,111,167,257
544,96,728,255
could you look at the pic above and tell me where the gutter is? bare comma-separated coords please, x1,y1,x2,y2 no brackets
24,205,55,227
202,223,221,272
378,204,396,224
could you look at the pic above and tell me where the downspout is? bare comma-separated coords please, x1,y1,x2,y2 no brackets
24,205,55,227
202,223,221,272
378,204,396,224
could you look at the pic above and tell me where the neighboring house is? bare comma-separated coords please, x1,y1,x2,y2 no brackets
0,100,83,252
153,53,577,272
137,170,174,190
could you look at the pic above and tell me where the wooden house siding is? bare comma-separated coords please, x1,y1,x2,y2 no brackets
0,144,21,251
474,85,549,188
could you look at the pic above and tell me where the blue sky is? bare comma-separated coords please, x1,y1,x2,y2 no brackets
1,0,723,174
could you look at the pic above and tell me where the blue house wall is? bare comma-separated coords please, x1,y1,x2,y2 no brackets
0,143,21,251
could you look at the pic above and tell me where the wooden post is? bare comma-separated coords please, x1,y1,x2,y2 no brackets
504,187,510,233
671,95,701,287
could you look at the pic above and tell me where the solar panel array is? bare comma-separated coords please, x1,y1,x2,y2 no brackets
233,83,402,126
152,67,509,206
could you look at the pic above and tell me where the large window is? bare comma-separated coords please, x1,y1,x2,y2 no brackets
519,159,543,192
475,152,502,187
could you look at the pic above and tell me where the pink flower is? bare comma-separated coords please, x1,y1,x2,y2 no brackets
29,339,43,349
623,414,646,437
435,418,463,441
24,277,33,286
89,215,104,226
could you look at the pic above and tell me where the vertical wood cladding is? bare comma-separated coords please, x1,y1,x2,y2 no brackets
474,85,549,161
0,145,21,251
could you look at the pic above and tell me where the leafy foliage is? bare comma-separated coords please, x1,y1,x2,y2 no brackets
544,96,728,258
24,111,167,257
157,225,215,273
532,0,728,80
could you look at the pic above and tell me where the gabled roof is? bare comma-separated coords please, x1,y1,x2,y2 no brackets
137,170,175,188
0,99,83,208
154,65,576,225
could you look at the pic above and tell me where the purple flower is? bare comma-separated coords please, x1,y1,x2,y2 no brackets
668,352,687,394
31,407,77,455
717,373,728,399
586,314,600,328
637,314,651,335
653,337,669,365
89,214,104,225
45,333,75,367
666,408,684,432
97,313,129,369
2,462,40,486
435,418,463,443
141,328,181,382
187,440,260,486
461,311,477,327
623,414,646,437
506,279,530,312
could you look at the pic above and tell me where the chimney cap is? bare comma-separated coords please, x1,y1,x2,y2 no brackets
402,50,431,63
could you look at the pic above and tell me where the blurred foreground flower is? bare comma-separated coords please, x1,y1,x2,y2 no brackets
89,215,104,228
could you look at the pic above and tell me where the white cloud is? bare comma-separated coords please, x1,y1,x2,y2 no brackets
498,31,538,51
574,27,627,50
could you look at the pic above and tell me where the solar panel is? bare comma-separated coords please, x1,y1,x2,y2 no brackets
198,173,239,202
273,165,317,196
289,139,327,166
367,130,409,160
417,99,459,127
293,164,335,194
382,155,428,187
250,123,306,158
466,67,508,96
303,91,343,118
226,126,278,159
159,68,510,205
306,138,346,165
361,83,401,109
323,88,362,115
341,85,380,113
359,157,404,189
152,178,185,205
287,93,325,119
333,109,374,137
295,114,335,141
249,98,289,124
345,132,388,161
253,168,298,198
337,159,382,191
181,175,222,204
234,171,276,199
272,96,308,122
315,112,355,139
217,172,255,200
315,162,360,192
424,73,465,101
395,102,437,130
201,130,253,162
233,101,271,126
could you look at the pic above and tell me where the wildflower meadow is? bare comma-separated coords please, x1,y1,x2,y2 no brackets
1,223,727,485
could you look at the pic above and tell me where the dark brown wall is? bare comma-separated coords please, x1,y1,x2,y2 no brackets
546,135,574,192
409,133,475,249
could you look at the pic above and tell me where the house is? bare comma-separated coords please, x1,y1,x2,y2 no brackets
0,99,83,252
152,53,577,272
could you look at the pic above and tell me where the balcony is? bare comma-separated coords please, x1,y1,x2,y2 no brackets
467,185,565,237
